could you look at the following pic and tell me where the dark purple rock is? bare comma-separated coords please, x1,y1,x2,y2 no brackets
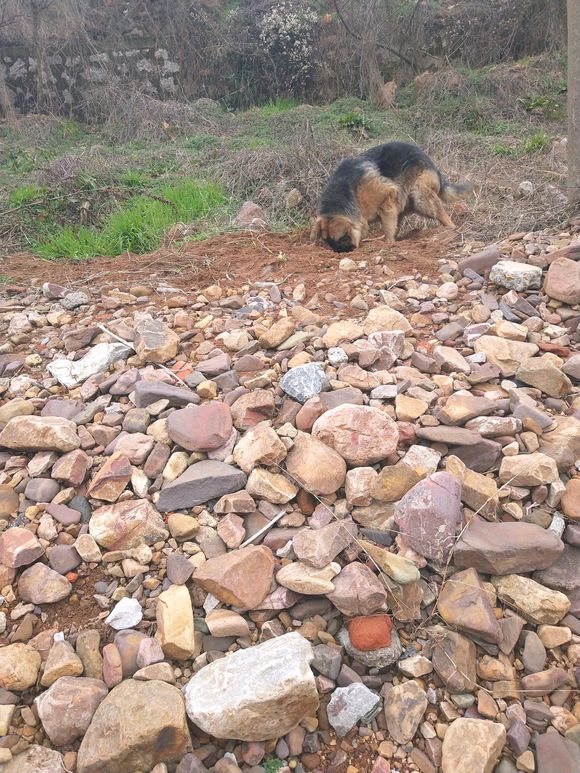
565,523,580,547
394,472,461,562
133,380,200,408
109,368,141,395
176,753,209,773
449,438,502,472
415,426,482,445
143,443,171,478
157,461,247,512
534,544,580,592
336,664,363,687
522,631,547,673
454,521,564,575
411,351,438,374
45,503,82,525
196,352,231,377
507,720,531,755
24,478,60,503
312,644,342,680
459,245,501,274
62,327,100,353
41,399,84,419
48,544,82,574
536,730,580,773
166,553,195,585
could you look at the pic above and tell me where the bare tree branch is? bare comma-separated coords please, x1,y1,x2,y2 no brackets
331,0,418,72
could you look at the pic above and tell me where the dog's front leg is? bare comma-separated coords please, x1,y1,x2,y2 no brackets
378,206,398,245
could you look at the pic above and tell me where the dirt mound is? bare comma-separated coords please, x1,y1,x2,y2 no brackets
3,226,463,306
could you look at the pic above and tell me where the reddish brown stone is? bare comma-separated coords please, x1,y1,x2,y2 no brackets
0,527,44,568
86,453,132,502
230,390,275,430
167,403,233,452
348,615,393,651
51,449,91,486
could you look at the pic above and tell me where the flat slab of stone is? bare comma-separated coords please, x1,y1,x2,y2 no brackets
157,461,246,512
454,520,564,575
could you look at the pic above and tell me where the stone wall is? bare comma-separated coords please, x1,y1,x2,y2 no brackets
1,40,181,116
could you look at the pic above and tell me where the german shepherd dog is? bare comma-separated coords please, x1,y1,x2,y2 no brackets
311,141,472,253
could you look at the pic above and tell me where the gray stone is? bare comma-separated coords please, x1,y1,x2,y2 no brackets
327,682,381,737
61,291,90,309
157,461,247,511
280,364,330,404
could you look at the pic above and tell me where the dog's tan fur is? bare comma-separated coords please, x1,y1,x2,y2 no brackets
312,166,456,248
312,142,471,252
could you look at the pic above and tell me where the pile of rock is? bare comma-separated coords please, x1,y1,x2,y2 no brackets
0,229,578,773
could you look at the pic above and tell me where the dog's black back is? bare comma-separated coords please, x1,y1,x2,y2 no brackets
319,141,441,220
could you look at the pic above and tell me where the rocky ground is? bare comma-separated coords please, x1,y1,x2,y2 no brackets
0,221,579,773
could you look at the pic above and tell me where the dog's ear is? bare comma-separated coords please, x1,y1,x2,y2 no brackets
310,217,327,243
347,222,362,249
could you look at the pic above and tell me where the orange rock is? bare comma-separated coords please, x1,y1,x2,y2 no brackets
347,615,393,651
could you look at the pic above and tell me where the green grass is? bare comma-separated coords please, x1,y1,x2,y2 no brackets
522,130,551,154
8,184,47,207
35,179,227,259
258,97,299,116
261,760,286,773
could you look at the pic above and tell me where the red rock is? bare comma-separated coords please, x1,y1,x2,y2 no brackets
51,449,91,486
394,472,461,563
0,527,44,568
230,390,276,429
544,257,580,304
86,453,132,502
312,404,399,466
348,615,392,651
167,403,233,452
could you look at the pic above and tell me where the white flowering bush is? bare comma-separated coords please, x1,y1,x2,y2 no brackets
258,2,318,90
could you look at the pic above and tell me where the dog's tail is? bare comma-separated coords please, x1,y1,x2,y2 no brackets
439,179,474,202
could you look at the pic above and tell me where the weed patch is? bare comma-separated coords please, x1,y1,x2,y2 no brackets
522,130,551,153
35,180,227,259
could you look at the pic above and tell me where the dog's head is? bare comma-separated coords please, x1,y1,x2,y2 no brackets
311,215,362,253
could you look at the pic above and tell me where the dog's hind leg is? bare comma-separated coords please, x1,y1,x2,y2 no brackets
412,172,455,229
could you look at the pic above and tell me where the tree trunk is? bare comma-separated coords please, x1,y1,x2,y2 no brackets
568,0,580,204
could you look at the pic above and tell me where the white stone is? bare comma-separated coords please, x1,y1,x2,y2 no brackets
489,261,542,292
48,343,131,387
105,597,143,630
327,682,381,737
183,632,318,741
